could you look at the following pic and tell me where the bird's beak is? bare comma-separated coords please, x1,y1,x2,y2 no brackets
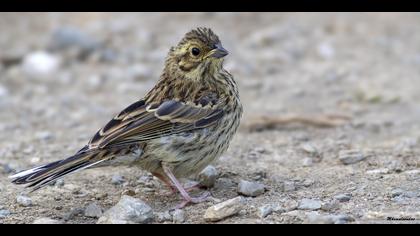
211,43,229,58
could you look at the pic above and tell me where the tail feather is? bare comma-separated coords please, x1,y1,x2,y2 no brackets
9,150,110,192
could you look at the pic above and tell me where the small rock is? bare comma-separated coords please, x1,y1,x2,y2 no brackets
317,42,335,60
366,168,390,175
0,209,10,219
302,157,314,167
97,195,154,224
33,217,62,224
334,193,352,202
84,203,103,218
204,196,244,222
127,64,154,80
197,165,218,188
49,27,101,57
339,150,366,165
298,199,322,210
283,200,299,211
156,211,172,223
22,51,60,79
36,131,54,141
63,208,84,221
302,179,315,187
55,179,65,187
172,209,186,223
301,144,321,161
258,205,273,218
404,169,420,175
321,200,340,211
111,174,125,185
94,192,108,200
307,212,353,224
283,181,297,192
1,164,14,174
16,195,33,207
237,180,265,197
390,188,404,198
122,189,136,196
0,84,9,98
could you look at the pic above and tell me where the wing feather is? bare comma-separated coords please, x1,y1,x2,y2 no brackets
88,98,224,149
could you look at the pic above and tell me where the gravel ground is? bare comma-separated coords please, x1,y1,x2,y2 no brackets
0,12,419,224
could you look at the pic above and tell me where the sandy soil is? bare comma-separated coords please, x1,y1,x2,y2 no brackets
0,12,419,224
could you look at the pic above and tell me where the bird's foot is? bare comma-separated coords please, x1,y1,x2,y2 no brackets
174,191,211,209
164,181,202,196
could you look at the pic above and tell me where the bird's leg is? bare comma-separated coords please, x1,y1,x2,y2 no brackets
152,172,177,193
162,164,210,209
152,172,201,196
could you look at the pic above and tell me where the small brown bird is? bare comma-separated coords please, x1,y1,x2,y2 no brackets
10,27,243,208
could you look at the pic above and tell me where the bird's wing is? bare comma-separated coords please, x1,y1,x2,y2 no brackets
87,99,224,149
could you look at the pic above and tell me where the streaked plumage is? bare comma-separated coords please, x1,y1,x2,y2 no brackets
10,27,242,208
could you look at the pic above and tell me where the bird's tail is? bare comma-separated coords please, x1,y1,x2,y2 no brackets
9,148,110,192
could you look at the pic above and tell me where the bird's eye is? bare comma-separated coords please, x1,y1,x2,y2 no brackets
191,47,201,56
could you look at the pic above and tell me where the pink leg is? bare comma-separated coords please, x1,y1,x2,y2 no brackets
162,165,210,209
152,172,177,193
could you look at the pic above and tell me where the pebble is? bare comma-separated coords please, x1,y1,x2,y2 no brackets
94,193,108,200
0,209,10,219
197,165,218,188
156,211,172,223
84,203,103,218
22,51,60,79
302,157,314,167
35,131,54,141
237,180,266,197
63,208,84,221
97,195,154,224
258,205,273,218
172,209,186,223
321,200,340,211
16,195,33,207
338,150,366,165
317,42,335,60
366,168,390,175
33,217,62,224
121,189,136,196
49,27,100,56
127,64,154,81
282,181,297,192
404,169,420,175
283,200,299,211
1,164,14,174
301,143,321,160
298,198,322,210
111,174,126,185
0,84,9,98
55,179,65,187
334,193,352,202
307,212,353,224
204,196,244,222
390,188,404,198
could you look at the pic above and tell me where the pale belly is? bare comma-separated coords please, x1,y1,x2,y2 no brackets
137,114,240,178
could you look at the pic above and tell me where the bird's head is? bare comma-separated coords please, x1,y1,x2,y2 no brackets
165,27,229,79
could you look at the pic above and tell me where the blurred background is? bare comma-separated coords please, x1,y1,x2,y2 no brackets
0,13,419,224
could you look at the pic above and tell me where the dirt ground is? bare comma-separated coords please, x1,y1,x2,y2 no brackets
0,13,419,224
